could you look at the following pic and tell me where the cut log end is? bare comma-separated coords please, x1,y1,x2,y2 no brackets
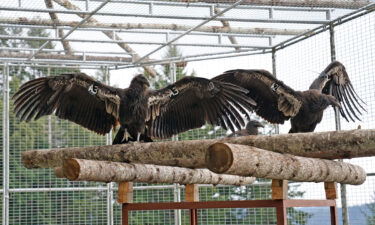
63,158,81,181
54,167,65,178
206,142,233,174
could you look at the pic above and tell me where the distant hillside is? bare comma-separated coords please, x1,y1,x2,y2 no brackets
301,204,372,225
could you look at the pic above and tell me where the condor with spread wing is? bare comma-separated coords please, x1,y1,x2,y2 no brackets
13,73,256,144
214,61,365,133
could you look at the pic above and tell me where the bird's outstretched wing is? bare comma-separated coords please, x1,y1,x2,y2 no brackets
213,69,302,124
309,61,366,122
13,73,121,135
146,76,256,138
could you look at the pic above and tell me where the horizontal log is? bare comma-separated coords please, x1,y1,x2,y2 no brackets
206,143,366,185
22,129,375,169
0,17,308,36
62,158,255,185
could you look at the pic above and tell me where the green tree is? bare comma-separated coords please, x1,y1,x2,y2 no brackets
365,194,375,225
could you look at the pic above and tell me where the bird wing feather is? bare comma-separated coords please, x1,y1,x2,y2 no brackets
13,73,121,135
310,61,366,122
212,69,302,124
146,76,256,139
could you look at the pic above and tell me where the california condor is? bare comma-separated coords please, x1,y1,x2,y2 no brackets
13,73,256,143
227,120,264,137
213,61,365,133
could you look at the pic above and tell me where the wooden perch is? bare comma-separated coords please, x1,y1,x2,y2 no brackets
22,129,375,169
206,143,366,185
61,158,255,185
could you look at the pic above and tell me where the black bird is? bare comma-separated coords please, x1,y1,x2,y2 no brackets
13,73,256,144
213,61,366,133
227,120,264,137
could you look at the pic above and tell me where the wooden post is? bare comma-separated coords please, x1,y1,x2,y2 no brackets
185,184,199,225
272,180,288,200
325,182,338,225
324,182,337,200
118,182,133,204
119,182,133,225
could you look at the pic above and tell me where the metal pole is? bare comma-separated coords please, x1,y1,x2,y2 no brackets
169,62,181,225
28,0,112,60
104,66,114,225
329,24,349,225
47,67,53,148
271,48,280,135
134,0,247,64
2,63,10,225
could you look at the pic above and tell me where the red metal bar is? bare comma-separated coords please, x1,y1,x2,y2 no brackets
122,204,129,225
330,206,338,225
283,199,336,207
123,199,337,211
122,199,338,225
276,201,287,225
190,209,198,225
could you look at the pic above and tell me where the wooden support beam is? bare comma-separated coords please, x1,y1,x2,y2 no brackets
272,180,288,200
185,184,199,202
214,7,240,51
324,182,337,200
118,182,133,204
60,158,255,185
206,143,366,185
0,17,308,36
22,129,375,169
44,0,73,54
53,0,157,76
185,184,199,225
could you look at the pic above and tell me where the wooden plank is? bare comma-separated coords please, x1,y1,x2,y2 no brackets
118,182,133,203
324,182,337,200
185,184,199,202
272,180,288,200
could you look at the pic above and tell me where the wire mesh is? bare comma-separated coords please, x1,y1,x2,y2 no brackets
0,1,374,225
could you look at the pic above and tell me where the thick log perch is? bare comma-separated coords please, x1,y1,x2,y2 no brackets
22,129,375,169
62,158,255,185
206,143,366,185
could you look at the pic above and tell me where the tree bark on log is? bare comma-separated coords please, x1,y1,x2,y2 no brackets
61,158,255,185
206,143,366,185
22,129,375,169
0,17,308,36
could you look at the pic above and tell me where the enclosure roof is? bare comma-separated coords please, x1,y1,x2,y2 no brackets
0,0,374,70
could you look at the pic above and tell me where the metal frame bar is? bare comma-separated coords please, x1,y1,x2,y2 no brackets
2,63,10,225
0,35,270,49
0,6,330,24
134,0,247,64
0,23,274,40
71,0,333,12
